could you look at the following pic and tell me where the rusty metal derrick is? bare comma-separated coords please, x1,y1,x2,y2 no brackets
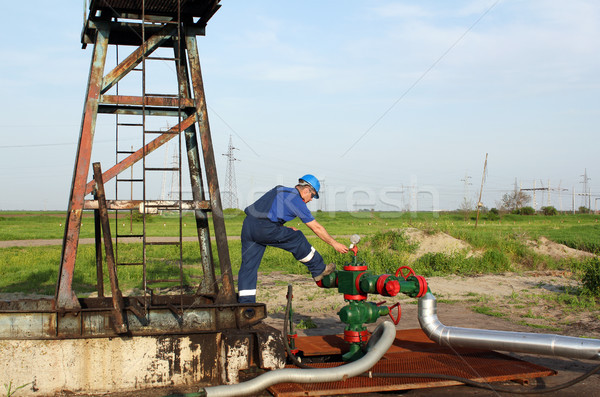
38,0,250,337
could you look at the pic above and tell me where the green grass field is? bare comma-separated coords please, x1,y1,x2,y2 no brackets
1,210,599,296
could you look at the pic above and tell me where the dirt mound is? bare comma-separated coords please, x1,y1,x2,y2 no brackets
402,227,475,261
526,236,595,260
402,228,594,262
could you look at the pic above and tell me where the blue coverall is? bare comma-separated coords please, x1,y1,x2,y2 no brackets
237,186,326,303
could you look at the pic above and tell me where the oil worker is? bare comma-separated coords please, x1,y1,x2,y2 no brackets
237,174,349,303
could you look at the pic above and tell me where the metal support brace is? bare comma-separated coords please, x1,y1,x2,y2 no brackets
93,190,105,298
172,38,217,295
56,26,109,310
93,163,128,334
185,30,236,303
101,24,177,94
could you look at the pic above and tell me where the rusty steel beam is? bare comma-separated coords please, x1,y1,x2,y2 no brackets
93,191,105,298
97,105,185,117
173,39,217,295
83,20,206,47
101,24,176,94
84,113,197,195
56,26,110,310
0,300,267,339
83,199,211,210
186,128,219,296
185,31,235,303
100,94,195,108
93,163,127,334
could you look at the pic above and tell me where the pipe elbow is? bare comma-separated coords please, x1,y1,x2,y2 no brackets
203,321,397,397
417,292,445,342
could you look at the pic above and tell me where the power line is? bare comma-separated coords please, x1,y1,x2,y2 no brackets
341,0,501,157
0,138,122,149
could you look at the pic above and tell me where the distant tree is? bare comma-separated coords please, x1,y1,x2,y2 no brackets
579,206,591,214
541,206,558,216
459,197,475,221
517,206,536,215
499,190,531,212
487,207,500,221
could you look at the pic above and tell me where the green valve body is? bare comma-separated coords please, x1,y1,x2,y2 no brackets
338,301,389,325
317,253,429,361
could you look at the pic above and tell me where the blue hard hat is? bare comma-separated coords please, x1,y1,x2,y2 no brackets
299,174,320,199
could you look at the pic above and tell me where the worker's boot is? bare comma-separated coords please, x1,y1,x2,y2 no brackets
314,263,336,282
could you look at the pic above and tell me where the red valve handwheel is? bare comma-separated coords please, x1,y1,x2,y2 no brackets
395,266,416,280
388,302,401,325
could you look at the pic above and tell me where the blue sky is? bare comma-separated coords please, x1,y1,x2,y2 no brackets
1,1,598,212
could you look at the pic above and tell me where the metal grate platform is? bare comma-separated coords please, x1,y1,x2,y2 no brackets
268,329,556,396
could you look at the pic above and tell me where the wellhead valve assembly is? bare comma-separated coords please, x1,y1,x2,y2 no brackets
315,234,429,361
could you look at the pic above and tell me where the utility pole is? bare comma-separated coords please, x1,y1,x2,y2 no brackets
222,135,240,209
130,145,133,232
319,179,326,212
474,153,488,228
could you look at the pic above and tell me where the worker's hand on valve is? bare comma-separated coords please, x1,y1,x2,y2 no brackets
333,242,349,254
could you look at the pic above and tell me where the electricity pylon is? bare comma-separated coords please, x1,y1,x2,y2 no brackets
222,135,239,209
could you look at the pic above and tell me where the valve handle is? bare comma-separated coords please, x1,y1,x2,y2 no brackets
375,300,387,306
349,234,361,256
395,266,416,280
388,302,401,325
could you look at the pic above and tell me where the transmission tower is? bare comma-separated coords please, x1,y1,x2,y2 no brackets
222,135,240,209
580,169,591,209
460,172,472,205
168,151,179,201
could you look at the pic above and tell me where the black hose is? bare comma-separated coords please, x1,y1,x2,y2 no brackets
283,284,316,369
362,363,600,394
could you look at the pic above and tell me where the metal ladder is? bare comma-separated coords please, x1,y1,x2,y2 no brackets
113,1,185,310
